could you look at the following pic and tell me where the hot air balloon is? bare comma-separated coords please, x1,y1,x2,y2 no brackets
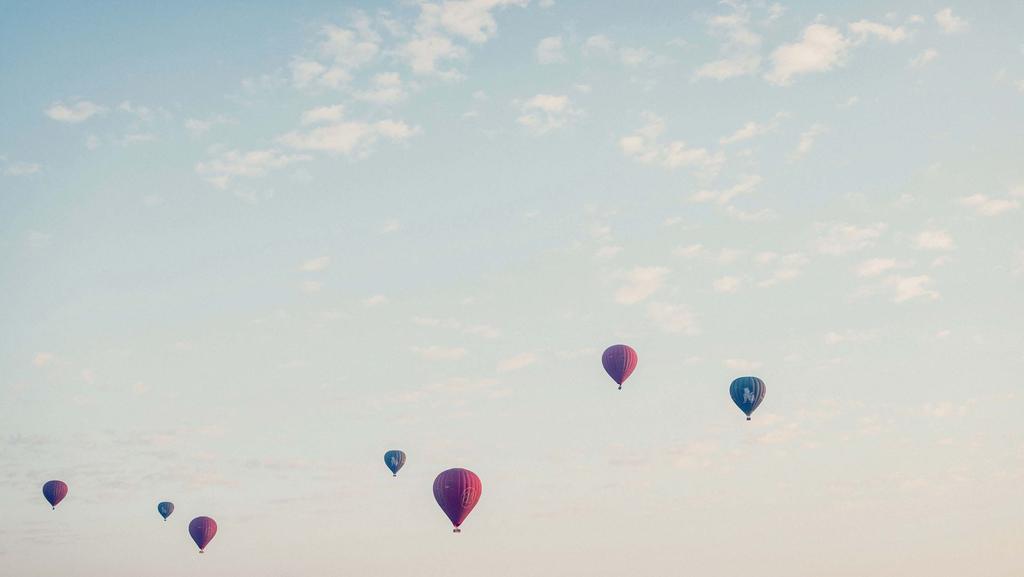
189,516,217,553
602,344,638,390
42,480,68,510
384,450,406,477
433,468,481,533
730,376,766,421
158,502,174,521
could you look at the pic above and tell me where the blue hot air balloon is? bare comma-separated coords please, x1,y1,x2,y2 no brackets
730,376,766,421
384,450,406,477
158,501,174,521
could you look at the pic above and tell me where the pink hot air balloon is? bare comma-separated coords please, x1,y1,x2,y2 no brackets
602,344,638,390
42,480,68,510
433,468,482,533
189,516,217,553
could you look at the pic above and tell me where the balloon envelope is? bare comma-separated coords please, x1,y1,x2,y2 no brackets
384,450,406,477
602,344,638,389
188,516,217,552
730,376,766,420
158,501,174,520
433,468,482,532
42,480,68,510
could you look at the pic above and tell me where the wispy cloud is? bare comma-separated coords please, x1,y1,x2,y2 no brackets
45,100,106,123
616,266,669,304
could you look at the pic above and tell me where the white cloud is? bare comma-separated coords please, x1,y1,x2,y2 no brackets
909,49,939,68
815,222,886,255
719,118,778,144
620,113,724,178
647,301,699,334
713,276,742,293
279,119,419,156
923,400,968,418
583,34,614,54
196,149,310,189
291,22,381,89
792,124,826,159
825,330,875,345
695,3,761,80
516,94,581,134
400,34,466,78
363,294,389,306
399,0,526,78
765,24,850,85
691,174,761,205
418,0,528,44
856,258,898,277
299,256,331,272
45,100,106,123
914,230,954,251
412,345,468,361
380,219,402,233
695,56,761,80
355,73,407,104
889,275,939,303
117,100,159,121
848,20,907,44
757,253,809,286
536,36,565,64
33,352,54,367
185,115,231,137
959,193,1019,216
301,105,345,125
616,266,669,304
725,358,761,371
301,280,323,293
594,245,623,259
2,159,41,176
673,244,704,258
935,8,968,34
497,352,538,372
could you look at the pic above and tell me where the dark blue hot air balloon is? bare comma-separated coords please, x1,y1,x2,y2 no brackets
730,376,766,421
158,501,174,521
384,450,406,477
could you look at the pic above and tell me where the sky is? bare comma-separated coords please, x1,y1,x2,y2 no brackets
2,1,1023,575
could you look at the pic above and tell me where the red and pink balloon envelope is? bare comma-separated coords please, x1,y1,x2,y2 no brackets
433,468,481,533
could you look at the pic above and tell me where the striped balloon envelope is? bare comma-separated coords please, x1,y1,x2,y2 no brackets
384,450,406,477
42,480,68,510
433,468,482,533
602,344,638,390
189,516,217,553
730,376,766,421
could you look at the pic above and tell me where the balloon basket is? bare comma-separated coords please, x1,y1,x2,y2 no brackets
453,528,461,533
746,416,751,421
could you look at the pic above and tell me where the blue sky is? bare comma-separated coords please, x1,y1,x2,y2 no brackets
2,1,1023,575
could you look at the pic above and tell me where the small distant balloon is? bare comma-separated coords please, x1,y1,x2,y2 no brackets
730,376,766,421
158,501,174,521
189,516,217,553
433,468,482,533
384,450,406,477
602,344,638,390
42,480,68,510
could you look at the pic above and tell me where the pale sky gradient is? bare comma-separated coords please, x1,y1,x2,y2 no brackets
2,1,1023,576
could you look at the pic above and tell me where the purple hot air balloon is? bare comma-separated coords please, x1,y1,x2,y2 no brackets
189,516,217,553
42,480,68,510
433,468,482,533
602,344,638,390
